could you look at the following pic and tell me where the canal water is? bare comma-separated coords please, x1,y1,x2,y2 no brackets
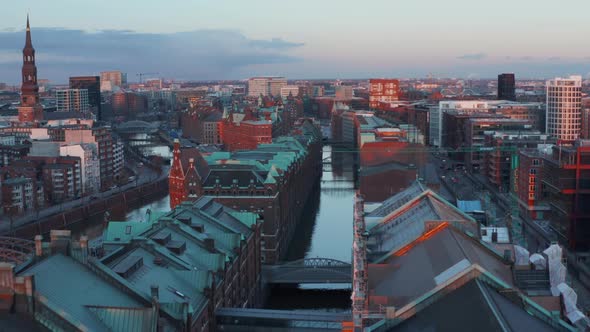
74,144,357,309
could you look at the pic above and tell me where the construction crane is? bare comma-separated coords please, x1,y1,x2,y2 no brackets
136,72,159,84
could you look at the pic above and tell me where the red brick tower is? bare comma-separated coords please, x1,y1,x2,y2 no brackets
169,139,186,209
18,15,43,123
184,158,203,203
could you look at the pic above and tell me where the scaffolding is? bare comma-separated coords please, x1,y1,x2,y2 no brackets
352,192,368,331
508,153,527,247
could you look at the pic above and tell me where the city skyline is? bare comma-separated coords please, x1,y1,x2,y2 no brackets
2,0,590,82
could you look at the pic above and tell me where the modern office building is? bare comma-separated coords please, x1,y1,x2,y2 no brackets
369,78,400,109
280,85,300,99
100,70,126,91
335,85,353,100
69,76,101,119
55,89,89,113
111,92,148,117
546,75,582,142
498,73,516,101
247,77,287,97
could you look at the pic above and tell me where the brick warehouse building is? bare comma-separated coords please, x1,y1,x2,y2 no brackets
517,140,590,250
170,119,322,264
369,78,400,109
0,196,262,331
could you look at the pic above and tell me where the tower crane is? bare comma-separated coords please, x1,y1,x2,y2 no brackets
136,72,159,83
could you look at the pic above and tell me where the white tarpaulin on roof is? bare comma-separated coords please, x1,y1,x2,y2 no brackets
558,283,590,326
558,283,578,314
529,253,547,270
543,244,565,296
543,244,562,265
514,245,530,266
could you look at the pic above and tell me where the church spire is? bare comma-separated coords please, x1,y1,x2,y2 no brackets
25,14,32,48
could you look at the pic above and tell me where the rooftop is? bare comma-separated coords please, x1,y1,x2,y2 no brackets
21,254,154,332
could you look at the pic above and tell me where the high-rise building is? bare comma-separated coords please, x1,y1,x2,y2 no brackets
335,85,353,100
69,76,101,119
546,75,582,142
111,92,148,117
582,108,590,139
18,16,43,123
100,71,126,91
55,89,89,113
248,77,287,97
280,85,300,99
498,73,516,101
369,79,400,109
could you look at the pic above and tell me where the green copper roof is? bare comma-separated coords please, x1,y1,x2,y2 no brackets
264,171,277,184
228,211,258,228
104,221,154,243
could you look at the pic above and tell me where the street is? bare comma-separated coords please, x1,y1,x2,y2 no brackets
0,163,168,234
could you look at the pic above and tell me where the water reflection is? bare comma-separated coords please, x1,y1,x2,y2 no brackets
299,145,356,263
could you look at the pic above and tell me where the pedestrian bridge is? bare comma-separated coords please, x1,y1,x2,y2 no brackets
263,258,352,284
216,308,350,330
0,236,35,267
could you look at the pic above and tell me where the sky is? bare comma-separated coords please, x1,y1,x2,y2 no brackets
2,0,590,83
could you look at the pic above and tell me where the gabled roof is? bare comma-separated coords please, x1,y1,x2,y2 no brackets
105,246,209,320
367,181,426,217
366,186,476,262
368,226,515,311
373,273,567,332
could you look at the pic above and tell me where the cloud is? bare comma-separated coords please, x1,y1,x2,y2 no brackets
548,56,561,61
456,53,486,60
249,38,304,49
519,56,533,61
0,28,304,82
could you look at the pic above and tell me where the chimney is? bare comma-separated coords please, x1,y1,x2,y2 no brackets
34,235,43,257
79,235,89,263
80,235,88,249
150,284,159,300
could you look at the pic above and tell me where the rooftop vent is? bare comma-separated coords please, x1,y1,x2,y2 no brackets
192,224,205,233
177,216,191,225
113,255,143,278
166,240,187,255
204,237,215,253
152,232,171,245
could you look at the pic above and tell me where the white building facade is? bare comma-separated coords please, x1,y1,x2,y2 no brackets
280,85,300,99
56,89,89,113
546,75,582,142
248,77,287,97
60,144,100,195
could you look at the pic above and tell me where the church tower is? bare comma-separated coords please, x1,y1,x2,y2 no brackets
18,15,43,123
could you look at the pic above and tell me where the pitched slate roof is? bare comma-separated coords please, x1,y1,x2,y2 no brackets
366,186,477,262
21,254,152,332
387,279,559,332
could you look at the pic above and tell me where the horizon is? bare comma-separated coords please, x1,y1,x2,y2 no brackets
2,0,590,83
